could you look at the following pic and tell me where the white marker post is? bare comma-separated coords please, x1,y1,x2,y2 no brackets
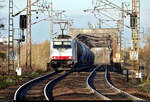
16,67,22,76
16,39,22,76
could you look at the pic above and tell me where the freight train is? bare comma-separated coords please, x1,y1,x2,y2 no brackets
48,35,95,72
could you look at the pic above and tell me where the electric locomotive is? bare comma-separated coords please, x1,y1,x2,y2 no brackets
50,35,72,71
49,35,95,72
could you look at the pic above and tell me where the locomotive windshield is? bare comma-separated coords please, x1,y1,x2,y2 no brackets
53,41,71,48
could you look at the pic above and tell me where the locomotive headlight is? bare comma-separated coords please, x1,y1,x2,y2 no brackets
52,56,56,59
68,56,72,59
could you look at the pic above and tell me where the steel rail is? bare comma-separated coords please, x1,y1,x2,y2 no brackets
44,65,94,101
14,71,57,100
105,67,143,100
86,66,111,100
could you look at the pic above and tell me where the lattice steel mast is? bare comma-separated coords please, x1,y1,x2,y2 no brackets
117,2,124,63
8,0,14,74
130,0,140,61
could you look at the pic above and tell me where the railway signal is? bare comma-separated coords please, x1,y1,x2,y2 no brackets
14,15,27,76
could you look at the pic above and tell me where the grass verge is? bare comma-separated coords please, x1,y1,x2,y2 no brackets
135,83,150,94
0,95,5,99
0,71,41,89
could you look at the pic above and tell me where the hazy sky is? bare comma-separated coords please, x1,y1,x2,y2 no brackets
0,0,150,45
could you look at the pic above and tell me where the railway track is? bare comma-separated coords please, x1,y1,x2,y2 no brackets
14,71,60,100
86,66,110,100
91,66,143,100
14,66,92,101
50,65,105,101
13,65,144,101
46,65,96,101
52,72,102,100
44,69,74,100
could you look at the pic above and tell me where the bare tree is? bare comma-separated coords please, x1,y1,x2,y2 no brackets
139,27,150,82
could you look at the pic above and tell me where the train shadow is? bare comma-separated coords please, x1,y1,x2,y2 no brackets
73,64,96,72
106,65,125,88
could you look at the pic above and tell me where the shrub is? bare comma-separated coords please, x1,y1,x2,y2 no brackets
0,52,6,61
0,75,15,89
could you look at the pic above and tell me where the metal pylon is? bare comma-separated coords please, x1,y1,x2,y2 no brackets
26,0,32,70
130,0,140,78
131,0,140,61
118,2,124,63
8,0,14,75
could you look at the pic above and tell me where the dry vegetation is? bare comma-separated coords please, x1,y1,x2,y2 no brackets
134,28,150,94
139,28,150,82
0,40,50,74
20,40,50,72
0,44,7,74
0,41,49,89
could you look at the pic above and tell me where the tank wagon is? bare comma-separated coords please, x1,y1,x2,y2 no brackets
49,35,95,72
